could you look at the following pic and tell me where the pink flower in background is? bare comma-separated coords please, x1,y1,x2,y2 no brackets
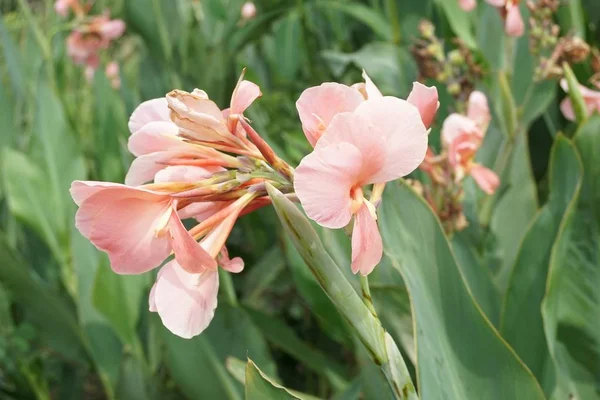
459,0,477,12
485,0,524,37
105,61,120,89
54,0,73,16
241,2,257,20
297,71,438,146
559,79,600,121
441,91,499,194
294,96,428,275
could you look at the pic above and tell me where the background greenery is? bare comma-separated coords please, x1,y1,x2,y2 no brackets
0,0,599,399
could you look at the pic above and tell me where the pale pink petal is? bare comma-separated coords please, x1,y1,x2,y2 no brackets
351,203,383,275
354,97,428,181
231,80,261,115
559,98,576,121
362,70,383,99
406,82,440,129
74,187,172,274
459,0,476,11
296,83,365,147
125,150,201,186
70,181,127,206
54,0,70,16
485,0,505,6
441,114,481,147
127,121,182,156
294,143,364,229
154,261,219,339
467,91,491,131
219,247,244,273
154,166,217,184
470,164,500,194
560,78,600,100
99,19,126,40
505,4,524,37
178,201,229,221
149,282,158,312
167,211,218,273
128,98,171,134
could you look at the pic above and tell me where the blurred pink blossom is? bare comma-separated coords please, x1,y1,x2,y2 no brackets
241,2,257,20
485,0,524,37
459,0,477,12
559,79,600,121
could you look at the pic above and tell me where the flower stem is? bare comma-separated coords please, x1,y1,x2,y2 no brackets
360,274,378,318
219,269,238,307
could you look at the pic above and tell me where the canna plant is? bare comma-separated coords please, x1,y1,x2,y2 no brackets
2,0,600,399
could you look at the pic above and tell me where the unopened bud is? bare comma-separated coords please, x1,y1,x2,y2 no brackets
447,82,461,96
419,20,435,39
448,50,464,65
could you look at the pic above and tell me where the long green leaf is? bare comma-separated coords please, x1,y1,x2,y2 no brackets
501,136,583,394
379,181,545,400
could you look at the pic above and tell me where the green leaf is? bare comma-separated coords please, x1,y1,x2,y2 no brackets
542,116,600,400
501,136,583,394
2,149,64,263
490,135,539,291
243,306,349,392
379,182,545,400
92,261,148,350
0,234,88,362
433,0,475,48
0,16,25,99
162,303,275,400
315,1,392,41
242,247,286,307
273,11,301,82
245,359,319,400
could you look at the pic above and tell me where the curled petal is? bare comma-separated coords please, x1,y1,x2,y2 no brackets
470,164,500,195
351,203,383,275
294,143,364,229
70,181,129,206
354,97,428,181
154,261,219,339
168,211,218,273
407,82,439,129
296,83,364,146
219,247,244,273
505,3,524,37
559,98,576,121
127,121,182,156
231,80,261,115
128,98,171,134
74,186,172,274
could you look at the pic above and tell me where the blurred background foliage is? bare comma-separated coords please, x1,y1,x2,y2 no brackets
0,0,600,399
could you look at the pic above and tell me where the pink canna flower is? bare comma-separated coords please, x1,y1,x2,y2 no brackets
297,71,438,147
485,0,524,37
467,90,491,132
294,96,428,275
559,79,600,121
54,0,73,16
459,0,477,12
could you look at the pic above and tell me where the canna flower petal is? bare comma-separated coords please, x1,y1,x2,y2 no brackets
70,181,128,206
167,210,218,273
231,80,261,115
128,98,171,134
406,82,440,129
351,203,383,275
441,113,481,147
470,164,500,194
219,247,244,273
559,79,600,121
467,91,491,132
178,201,229,222
353,96,428,181
361,70,383,99
125,150,195,186
153,260,219,339
294,142,365,229
98,19,126,40
72,183,172,274
296,83,364,147
153,165,220,184
127,121,182,156
505,3,524,37
485,0,505,6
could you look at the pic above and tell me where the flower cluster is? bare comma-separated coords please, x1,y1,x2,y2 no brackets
412,21,483,107
71,72,295,338
55,0,125,86
294,72,439,275
419,91,499,233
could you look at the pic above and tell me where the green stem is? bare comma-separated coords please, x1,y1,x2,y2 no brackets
219,269,238,307
360,274,378,318
384,0,402,45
